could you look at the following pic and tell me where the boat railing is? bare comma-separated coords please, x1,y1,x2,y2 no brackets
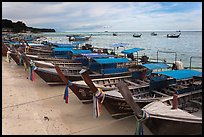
157,50,177,63
189,56,202,70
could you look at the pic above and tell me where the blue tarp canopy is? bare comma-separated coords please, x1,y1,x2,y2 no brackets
54,43,76,48
81,53,115,58
72,41,85,45
52,47,73,52
142,63,170,70
121,48,144,54
71,49,92,55
74,36,85,38
111,43,129,48
94,57,130,64
153,69,202,80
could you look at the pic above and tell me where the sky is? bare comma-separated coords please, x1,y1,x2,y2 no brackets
2,2,202,32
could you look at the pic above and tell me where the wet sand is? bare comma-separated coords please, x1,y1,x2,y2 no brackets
2,57,152,135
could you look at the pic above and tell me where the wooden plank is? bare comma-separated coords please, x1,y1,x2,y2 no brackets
47,82,64,85
133,91,150,97
124,79,140,87
152,90,169,97
189,100,202,106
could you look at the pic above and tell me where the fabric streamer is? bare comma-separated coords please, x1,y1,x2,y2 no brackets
93,88,105,118
23,62,27,71
19,54,23,65
29,60,36,81
7,51,11,63
64,80,72,104
135,110,150,135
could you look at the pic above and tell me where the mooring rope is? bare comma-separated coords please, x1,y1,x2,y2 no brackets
135,109,150,135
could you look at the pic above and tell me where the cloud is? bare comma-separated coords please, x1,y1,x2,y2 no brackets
2,2,202,31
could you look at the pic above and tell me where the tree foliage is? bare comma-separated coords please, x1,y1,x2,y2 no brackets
2,19,56,33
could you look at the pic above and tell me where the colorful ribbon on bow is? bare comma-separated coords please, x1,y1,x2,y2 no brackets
29,60,36,81
6,51,11,63
64,80,72,104
23,61,27,71
19,54,23,65
93,88,105,118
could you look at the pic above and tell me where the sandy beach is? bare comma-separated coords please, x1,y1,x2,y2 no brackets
2,57,152,135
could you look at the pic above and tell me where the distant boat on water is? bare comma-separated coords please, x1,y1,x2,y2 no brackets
151,32,157,36
113,33,117,36
66,34,92,41
133,33,142,37
167,33,181,38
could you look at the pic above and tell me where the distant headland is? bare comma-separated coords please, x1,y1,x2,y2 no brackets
2,19,56,33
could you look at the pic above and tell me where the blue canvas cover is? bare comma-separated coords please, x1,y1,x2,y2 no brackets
81,53,115,58
71,49,92,55
94,58,130,64
54,43,76,48
72,41,85,45
142,63,170,70
53,47,73,52
153,69,202,80
101,68,129,74
121,48,144,54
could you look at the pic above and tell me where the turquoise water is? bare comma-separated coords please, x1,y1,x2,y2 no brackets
39,31,202,70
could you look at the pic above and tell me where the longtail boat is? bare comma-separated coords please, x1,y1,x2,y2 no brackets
56,62,170,104
117,81,202,135
167,33,181,38
133,33,142,37
33,60,82,68
79,69,202,118
34,55,134,85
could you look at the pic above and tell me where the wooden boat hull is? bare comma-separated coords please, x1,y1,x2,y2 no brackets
35,67,131,85
143,90,202,135
28,47,52,53
103,92,159,119
100,78,202,119
70,76,132,103
34,68,64,84
2,43,8,56
26,54,69,62
10,52,20,65
33,60,82,68
144,116,202,135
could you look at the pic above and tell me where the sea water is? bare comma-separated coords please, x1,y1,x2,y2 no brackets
39,31,202,71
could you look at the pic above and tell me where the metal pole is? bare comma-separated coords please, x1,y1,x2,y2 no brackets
189,56,202,70
157,50,159,63
190,56,192,69
175,52,177,62
137,52,138,65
